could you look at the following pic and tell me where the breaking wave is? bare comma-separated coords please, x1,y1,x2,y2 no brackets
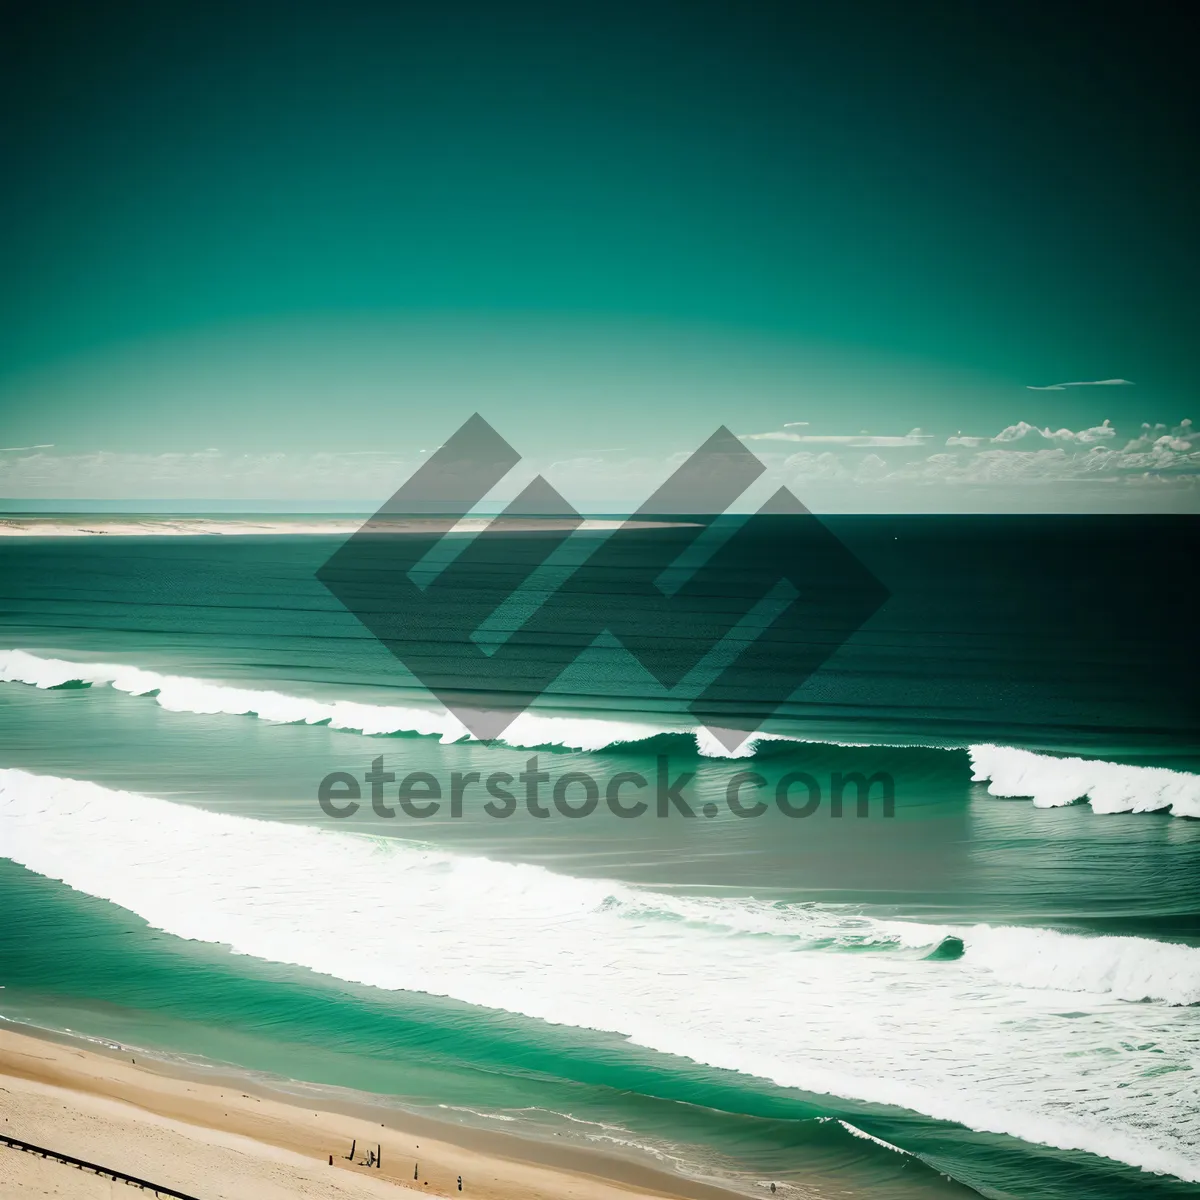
3,650,1198,815
2,767,1199,1181
970,744,1200,819
0,648,772,758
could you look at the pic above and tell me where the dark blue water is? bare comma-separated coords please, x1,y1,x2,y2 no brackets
1,516,1198,1199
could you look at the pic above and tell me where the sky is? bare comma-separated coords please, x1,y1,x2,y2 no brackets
0,1,1196,511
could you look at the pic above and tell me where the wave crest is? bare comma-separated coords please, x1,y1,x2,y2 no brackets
4,650,1199,817
2,768,1199,1181
970,744,1200,819
0,648,719,754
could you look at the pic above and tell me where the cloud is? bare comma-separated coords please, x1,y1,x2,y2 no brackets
769,416,1198,498
1025,378,1135,391
1,420,1195,512
740,427,931,447
1119,419,1193,454
0,448,425,501
990,419,1116,445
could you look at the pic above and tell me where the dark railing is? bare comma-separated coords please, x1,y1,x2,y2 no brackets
1,1132,202,1198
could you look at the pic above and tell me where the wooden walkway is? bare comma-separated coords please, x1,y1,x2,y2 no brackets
1,1131,202,1197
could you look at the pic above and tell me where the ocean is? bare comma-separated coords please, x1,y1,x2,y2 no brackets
1,515,1198,1199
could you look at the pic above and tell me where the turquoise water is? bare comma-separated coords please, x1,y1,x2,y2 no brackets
1,520,1198,1199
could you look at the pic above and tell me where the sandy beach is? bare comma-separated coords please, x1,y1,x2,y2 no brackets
0,1028,744,1200
0,516,674,537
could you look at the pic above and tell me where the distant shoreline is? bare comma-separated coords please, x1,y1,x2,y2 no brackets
0,516,682,537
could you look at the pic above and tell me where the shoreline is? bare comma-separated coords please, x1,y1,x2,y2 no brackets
0,1024,752,1200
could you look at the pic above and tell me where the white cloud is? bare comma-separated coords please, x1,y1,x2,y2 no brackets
769,416,1199,498
990,421,1043,443
1,419,1195,513
740,428,931,447
1047,420,1118,445
990,419,1116,445
0,448,423,501
1119,419,1193,454
1025,378,1135,391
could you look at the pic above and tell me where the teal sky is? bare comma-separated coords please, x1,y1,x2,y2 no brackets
0,3,1195,509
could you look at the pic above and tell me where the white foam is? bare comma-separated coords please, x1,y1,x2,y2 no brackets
961,924,1200,1004
4,651,1199,804
0,648,743,756
615,896,1200,1003
970,744,1200,819
833,1119,913,1157
2,768,1198,1182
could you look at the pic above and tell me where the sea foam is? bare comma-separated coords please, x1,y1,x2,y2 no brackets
2,768,1198,1181
970,744,1200,819
0,648,751,756
3,651,1198,809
